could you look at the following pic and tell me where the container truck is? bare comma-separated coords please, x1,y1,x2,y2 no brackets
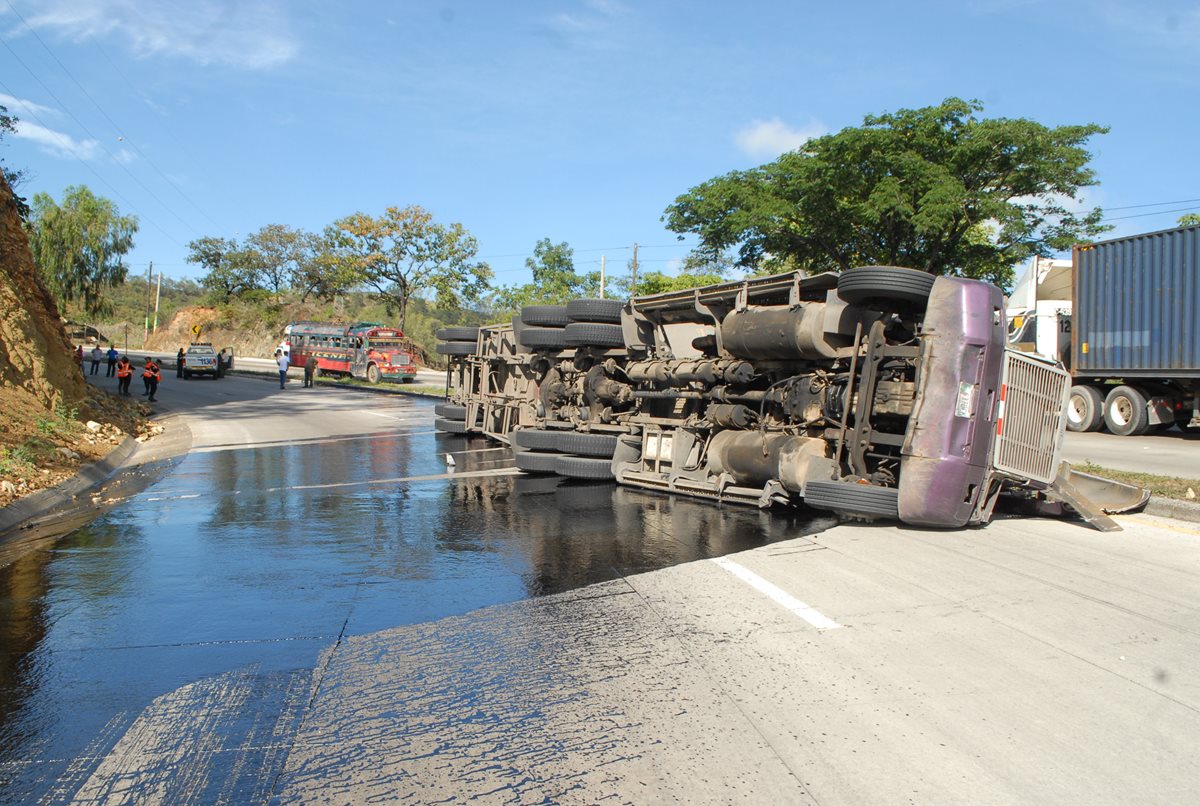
1007,225,1200,435
437,266,1147,531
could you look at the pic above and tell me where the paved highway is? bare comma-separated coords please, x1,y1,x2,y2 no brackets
1,374,1197,803
119,348,449,386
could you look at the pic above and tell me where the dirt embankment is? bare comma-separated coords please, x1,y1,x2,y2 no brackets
0,175,150,507
144,306,281,360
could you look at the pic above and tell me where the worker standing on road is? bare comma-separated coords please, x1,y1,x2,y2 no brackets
116,356,133,396
74,345,84,374
176,347,185,378
143,358,161,403
275,349,289,390
89,345,103,375
303,354,318,388
105,344,119,377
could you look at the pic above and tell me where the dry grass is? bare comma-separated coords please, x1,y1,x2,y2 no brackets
1077,461,1199,502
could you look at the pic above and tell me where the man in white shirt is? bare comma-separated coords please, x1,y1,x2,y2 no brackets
275,349,289,389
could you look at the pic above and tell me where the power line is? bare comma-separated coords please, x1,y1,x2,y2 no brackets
0,32,196,243
1102,197,1200,212
1103,205,1200,223
3,0,223,232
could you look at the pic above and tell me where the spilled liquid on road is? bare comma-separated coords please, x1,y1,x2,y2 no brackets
0,422,833,801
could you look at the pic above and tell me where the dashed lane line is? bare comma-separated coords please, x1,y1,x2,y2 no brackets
711,556,842,631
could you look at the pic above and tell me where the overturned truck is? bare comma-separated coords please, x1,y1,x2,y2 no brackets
435,267,1146,530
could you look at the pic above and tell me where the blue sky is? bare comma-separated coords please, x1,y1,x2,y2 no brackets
1,0,1197,293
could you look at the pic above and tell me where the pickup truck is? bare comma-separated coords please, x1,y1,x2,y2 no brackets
182,343,220,379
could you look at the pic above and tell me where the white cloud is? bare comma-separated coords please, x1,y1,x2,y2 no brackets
734,118,826,159
15,0,298,69
0,92,57,119
544,0,628,36
11,118,101,160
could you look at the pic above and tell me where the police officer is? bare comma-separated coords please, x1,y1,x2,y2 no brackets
116,356,133,396
143,358,161,401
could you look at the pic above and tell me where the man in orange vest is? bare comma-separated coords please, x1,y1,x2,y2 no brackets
142,358,161,402
116,356,133,396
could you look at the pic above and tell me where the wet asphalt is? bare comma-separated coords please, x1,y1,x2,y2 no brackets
0,380,835,803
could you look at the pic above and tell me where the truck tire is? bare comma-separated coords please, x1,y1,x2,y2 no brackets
836,266,935,311
566,298,623,323
512,428,562,451
1066,385,1104,432
514,450,561,474
519,327,569,349
435,417,469,434
366,363,381,384
803,480,900,520
436,341,477,356
434,402,468,420
564,322,625,348
1103,385,1151,436
555,455,615,480
520,305,571,327
512,315,528,351
556,431,619,457
435,327,480,342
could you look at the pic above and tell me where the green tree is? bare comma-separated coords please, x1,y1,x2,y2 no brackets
493,238,600,311
244,223,309,296
290,226,362,302
333,205,491,331
664,98,1109,287
28,186,138,317
1177,213,1200,226
1,104,30,218
186,236,261,301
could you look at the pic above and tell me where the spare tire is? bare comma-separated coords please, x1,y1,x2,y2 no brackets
435,341,477,356
566,298,623,323
520,305,570,327
564,322,625,348
836,266,935,311
435,327,480,342
519,327,569,350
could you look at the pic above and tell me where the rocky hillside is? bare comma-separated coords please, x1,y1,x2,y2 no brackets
0,175,146,506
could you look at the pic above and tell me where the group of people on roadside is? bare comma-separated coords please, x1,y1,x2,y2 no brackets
75,344,161,402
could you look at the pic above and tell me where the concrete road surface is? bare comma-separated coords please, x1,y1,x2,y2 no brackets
1064,427,1200,478
7,373,1198,804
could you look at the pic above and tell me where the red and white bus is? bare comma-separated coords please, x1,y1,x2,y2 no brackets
284,321,418,383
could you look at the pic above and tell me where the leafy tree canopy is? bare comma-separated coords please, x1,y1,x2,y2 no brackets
28,185,138,317
186,236,260,301
663,98,1109,287
492,238,600,313
1178,213,1200,226
332,205,491,332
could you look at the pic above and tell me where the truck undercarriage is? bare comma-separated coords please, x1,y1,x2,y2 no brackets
435,267,1147,530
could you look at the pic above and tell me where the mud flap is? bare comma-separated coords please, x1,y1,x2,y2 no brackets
1043,462,1151,532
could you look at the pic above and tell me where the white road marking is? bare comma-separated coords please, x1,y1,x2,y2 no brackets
282,467,521,492
710,556,842,631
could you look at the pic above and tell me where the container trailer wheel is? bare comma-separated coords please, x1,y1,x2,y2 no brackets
555,431,619,458
1103,385,1151,436
518,327,569,350
1066,385,1104,432
512,428,563,451
564,322,625,348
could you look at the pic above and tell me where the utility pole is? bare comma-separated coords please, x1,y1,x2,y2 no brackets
630,243,639,296
152,271,162,333
142,261,153,346
600,255,606,299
